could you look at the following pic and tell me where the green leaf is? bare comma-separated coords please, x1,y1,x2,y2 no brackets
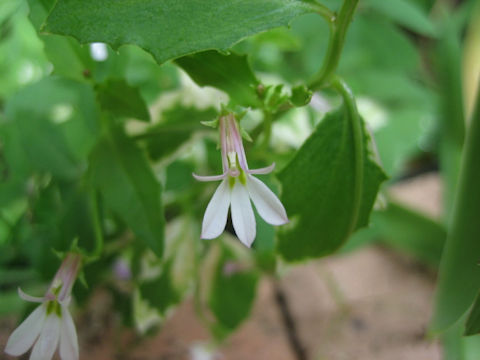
277,105,387,261
57,182,103,257
466,292,480,336
434,12,466,218
44,0,313,65
139,260,179,314
27,0,95,82
374,201,446,267
140,104,217,160
431,82,480,332
364,0,437,37
209,241,259,338
96,79,150,121
1,76,99,180
89,121,165,256
176,51,260,107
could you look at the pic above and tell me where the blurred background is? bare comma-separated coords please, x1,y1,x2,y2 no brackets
0,0,479,359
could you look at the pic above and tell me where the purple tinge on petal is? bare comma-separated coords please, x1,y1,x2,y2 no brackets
230,181,256,247
247,162,275,175
246,175,288,226
192,171,228,182
201,179,231,239
5,303,47,356
18,287,45,303
227,114,249,171
219,116,229,173
47,253,81,303
29,313,61,360
59,306,79,360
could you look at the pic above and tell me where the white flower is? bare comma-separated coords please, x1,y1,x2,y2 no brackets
5,253,81,360
193,114,288,247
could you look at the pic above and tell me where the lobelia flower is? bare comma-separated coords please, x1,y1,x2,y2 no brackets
193,113,288,247
5,253,82,360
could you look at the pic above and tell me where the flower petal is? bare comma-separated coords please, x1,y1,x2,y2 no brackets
231,181,256,247
29,313,61,360
18,287,45,303
5,304,47,356
201,179,231,239
247,162,275,175
192,171,228,182
247,175,288,225
59,306,79,360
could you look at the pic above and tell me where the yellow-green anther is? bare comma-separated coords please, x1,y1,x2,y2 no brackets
239,169,247,185
229,176,236,188
46,300,61,317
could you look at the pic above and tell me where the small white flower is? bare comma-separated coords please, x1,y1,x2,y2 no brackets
193,114,288,247
5,253,81,360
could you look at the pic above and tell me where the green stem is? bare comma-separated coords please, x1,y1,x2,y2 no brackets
303,0,336,23
309,0,359,90
331,76,363,234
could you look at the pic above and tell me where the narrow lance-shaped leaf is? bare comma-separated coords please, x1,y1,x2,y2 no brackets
277,82,387,261
431,81,480,332
89,120,165,256
435,12,466,220
43,0,314,65
373,201,446,267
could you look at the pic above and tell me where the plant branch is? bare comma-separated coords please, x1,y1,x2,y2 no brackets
309,0,359,90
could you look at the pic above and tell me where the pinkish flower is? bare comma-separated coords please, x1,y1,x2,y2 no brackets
5,253,81,360
193,114,288,247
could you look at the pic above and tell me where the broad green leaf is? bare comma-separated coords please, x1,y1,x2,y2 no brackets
176,51,260,107
27,0,95,82
208,241,259,338
89,121,165,256
139,260,179,314
431,84,480,332
44,0,313,65
1,76,99,180
277,105,387,261
466,292,480,336
96,79,150,121
364,0,436,37
374,201,446,267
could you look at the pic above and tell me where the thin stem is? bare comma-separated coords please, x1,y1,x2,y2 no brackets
309,0,359,90
302,0,336,23
331,76,363,234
